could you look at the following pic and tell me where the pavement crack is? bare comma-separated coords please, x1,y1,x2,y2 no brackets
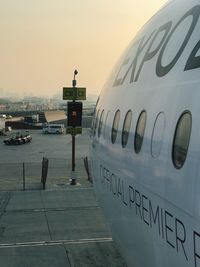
64,246,73,267
0,192,12,220
40,191,53,241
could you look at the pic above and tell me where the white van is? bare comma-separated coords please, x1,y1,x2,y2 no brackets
42,124,64,134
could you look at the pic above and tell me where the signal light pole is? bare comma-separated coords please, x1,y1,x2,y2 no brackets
71,70,77,183
63,70,86,185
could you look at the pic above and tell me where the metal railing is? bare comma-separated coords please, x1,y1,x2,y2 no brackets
0,157,88,191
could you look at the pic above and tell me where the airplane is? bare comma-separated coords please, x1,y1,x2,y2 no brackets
89,0,200,266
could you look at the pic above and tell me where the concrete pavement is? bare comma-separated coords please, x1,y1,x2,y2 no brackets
0,188,127,267
0,129,127,266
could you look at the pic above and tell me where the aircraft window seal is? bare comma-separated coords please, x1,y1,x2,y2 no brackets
134,110,147,154
111,110,120,144
151,112,165,158
172,111,192,169
93,109,100,136
98,110,105,138
122,110,132,148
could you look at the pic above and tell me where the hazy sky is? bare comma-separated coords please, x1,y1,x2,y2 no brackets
0,0,168,98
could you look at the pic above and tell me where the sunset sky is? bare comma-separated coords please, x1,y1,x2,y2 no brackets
0,0,168,98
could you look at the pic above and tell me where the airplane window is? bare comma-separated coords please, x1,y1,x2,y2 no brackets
122,110,132,148
103,111,110,139
96,96,100,107
134,111,147,153
90,110,96,137
98,110,104,138
91,96,100,136
111,110,120,144
172,112,192,169
93,110,100,136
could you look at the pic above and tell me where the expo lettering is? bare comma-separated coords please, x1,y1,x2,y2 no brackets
113,5,200,87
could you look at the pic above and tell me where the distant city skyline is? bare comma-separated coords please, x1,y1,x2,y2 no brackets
0,87,98,100
0,0,168,98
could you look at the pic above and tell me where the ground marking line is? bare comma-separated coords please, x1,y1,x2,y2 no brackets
0,237,113,249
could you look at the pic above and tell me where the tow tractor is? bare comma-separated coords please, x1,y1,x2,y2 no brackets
3,131,32,145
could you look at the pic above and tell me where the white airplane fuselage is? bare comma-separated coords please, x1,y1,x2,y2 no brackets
89,0,200,266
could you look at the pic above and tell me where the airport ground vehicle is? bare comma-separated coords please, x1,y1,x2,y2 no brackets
6,115,12,119
90,1,200,267
4,131,32,145
0,114,6,134
42,123,64,134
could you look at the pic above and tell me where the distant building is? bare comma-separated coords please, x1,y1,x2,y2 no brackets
0,104,7,111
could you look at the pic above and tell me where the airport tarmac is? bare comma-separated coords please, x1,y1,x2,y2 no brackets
0,129,91,191
0,129,127,266
0,129,90,163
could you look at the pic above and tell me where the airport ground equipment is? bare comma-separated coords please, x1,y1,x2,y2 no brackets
3,131,32,145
